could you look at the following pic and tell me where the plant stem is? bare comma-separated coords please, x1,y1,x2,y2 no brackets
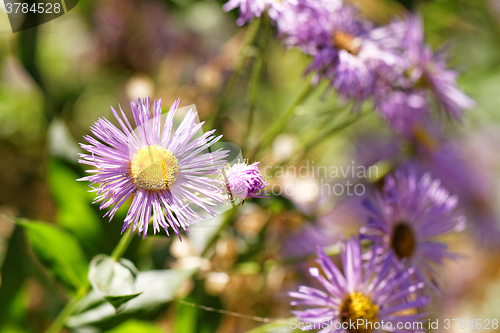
273,111,368,169
242,17,271,154
249,82,314,161
111,230,133,261
44,231,134,333
243,57,262,155
209,18,262,131
200,207,238,258
302,112,368,154
44,284,89,333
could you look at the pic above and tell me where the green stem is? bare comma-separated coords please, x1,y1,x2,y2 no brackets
111,230,133,261
242,17,271,154
274,112,368,170
249,82,314,161
302,112,367,154
209,18,262,131
243,57,262,154
44,231,134,333
200,207,238,258
44,285,89,333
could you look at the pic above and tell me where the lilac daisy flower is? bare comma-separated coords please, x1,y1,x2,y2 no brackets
219,161,267,203
375,91,430,138
289,237,429,333
277,0,403,104
403,15,475,119
223,0,269,26
276,0,356,55
361,171,466,291
79,98,228,239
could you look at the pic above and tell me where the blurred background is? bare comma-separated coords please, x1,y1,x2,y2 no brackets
0,0,500,332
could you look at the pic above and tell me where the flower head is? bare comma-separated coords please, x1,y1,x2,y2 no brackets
219,160,267,203
289,237,429,332
361,171,466,291
403,15,475,119
375,91,430,138
79,98,228,239
277,0,360,55
277,0,404,104
223,0,269,26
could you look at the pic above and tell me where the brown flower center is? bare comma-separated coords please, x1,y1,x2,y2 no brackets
131,145,179,190
391,222,416,260
332,31,361,55
341,292,379,333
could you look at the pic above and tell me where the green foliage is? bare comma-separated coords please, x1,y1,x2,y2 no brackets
17,219,89,290
67,268,197,329
0,227,29,330
105,319,167,333
48,158,103,251
173,298,198,333
88,254,142,310
244,320,300,333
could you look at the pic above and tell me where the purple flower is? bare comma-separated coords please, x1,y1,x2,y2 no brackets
361,171,466,292
277,0,360,55
403,15,475,119
79,98,228,239
410,132,500,249
220,161,267,202
289,237,429,332
223,0,268,26
277,0,404,104
375,91,430,138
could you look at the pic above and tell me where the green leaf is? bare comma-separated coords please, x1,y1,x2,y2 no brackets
0,226,29,329
67,268,197,328
244,318,299,333
1,325,31,333
48,159,103,249
104,294,143,310
105,319,166,333
88,254,142,311
173,297,198,333
17,220,88,290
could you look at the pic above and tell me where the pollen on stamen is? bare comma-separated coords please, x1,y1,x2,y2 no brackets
131,145,179,190
341,292,379,333
332,30,361,55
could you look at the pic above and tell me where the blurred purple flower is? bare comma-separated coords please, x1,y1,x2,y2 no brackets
403,15,475,119
277,0,404,104
223,0,268,26
375,91,430,137
79,98,228,239
361,171,466,292
220,161,268,201
409,132,500,249
289,237,429,332
277,0,360,55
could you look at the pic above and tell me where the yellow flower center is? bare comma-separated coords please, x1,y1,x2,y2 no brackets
332,31,361,55
131,145,179,190
341,292,379,333
391,222,416,260
412,125,439,152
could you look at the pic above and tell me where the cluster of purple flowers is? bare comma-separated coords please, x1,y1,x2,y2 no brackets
220,3,471,328
223,0,475,137
289,171,466,332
